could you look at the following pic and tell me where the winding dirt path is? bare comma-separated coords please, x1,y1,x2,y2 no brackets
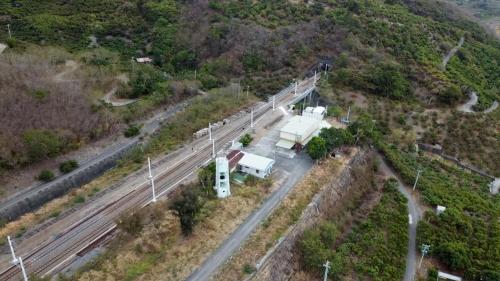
457,92,498,114
442,36,464,70
52,60,137,107
52,60,79,82
100,73,137,106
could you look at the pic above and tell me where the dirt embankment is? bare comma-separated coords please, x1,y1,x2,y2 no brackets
252,150,375,281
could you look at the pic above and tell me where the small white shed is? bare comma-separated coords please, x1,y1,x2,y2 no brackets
238,153,275,179
438,271,462,281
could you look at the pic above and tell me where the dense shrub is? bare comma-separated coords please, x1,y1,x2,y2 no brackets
239,134,253,147
299,180,408,280
124,125,141,138
368,62,410,99
379,144,499,278
22,129,63,162
37,170,54,182
306,136,327,160
128,65,164,98
59,160,79,174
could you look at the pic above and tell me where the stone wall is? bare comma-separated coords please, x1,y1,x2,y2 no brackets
252,150,374,281
0,140,139,222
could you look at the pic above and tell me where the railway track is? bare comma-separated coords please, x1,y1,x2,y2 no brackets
0,78,315,280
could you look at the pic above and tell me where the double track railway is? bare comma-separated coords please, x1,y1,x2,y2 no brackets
0,78,315,280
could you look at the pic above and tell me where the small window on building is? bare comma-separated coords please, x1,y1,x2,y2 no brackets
256,170,259,174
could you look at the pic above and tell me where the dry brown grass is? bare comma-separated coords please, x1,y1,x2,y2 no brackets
213,151,356,281
0,46,119,168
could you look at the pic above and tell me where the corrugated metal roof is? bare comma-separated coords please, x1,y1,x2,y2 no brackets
280,115,319,137
238,153,275,171
438,272,462,281
276,139,295,149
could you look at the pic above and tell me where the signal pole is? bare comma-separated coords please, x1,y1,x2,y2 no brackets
250,110,254,128
323,260,331,281
208,123,212,141
7,236,18,264
413,169,422,191
147,157,157,203
212,139,216,158
18,257,28,281
272,96,275,111
294,81,298,95
314,70,317,86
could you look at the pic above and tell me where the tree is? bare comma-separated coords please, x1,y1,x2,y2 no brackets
369,62,410,99
129,65,163,98
23,129,62,162
170,187,202,236
307,136,327,160
436,242,470,270
319,128,354,151
437,85,463,105
239,134,253,147
198,162,216,197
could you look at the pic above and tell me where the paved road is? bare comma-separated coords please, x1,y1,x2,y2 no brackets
378,154,422,281
0,78,316,280
186,153,313,281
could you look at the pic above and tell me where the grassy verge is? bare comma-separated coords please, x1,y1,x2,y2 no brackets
68,177,273,281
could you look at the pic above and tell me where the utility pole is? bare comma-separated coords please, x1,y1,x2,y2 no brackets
354,128,360,145
212,139,216,158
250,110,254,128
419,244,431,268
413,169,422,191
324,64,328,76
294,81,298,96
314,70,317,86
147,157,157,203
7,24,12,39
194,69,197,80
272,96,275,111
7,236,18,264
323,261,331,281
208,123,212,141
238,79,241,97
370,119,376,132
18,257,28,281
246,86,249,99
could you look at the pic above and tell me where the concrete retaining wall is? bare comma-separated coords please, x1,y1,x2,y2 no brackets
252,150,373,281
0,140,139,222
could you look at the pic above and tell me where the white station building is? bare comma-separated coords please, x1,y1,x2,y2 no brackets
276,106,331,151
238,153,275,179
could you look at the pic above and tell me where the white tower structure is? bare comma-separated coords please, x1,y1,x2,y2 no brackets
214,157,231,198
